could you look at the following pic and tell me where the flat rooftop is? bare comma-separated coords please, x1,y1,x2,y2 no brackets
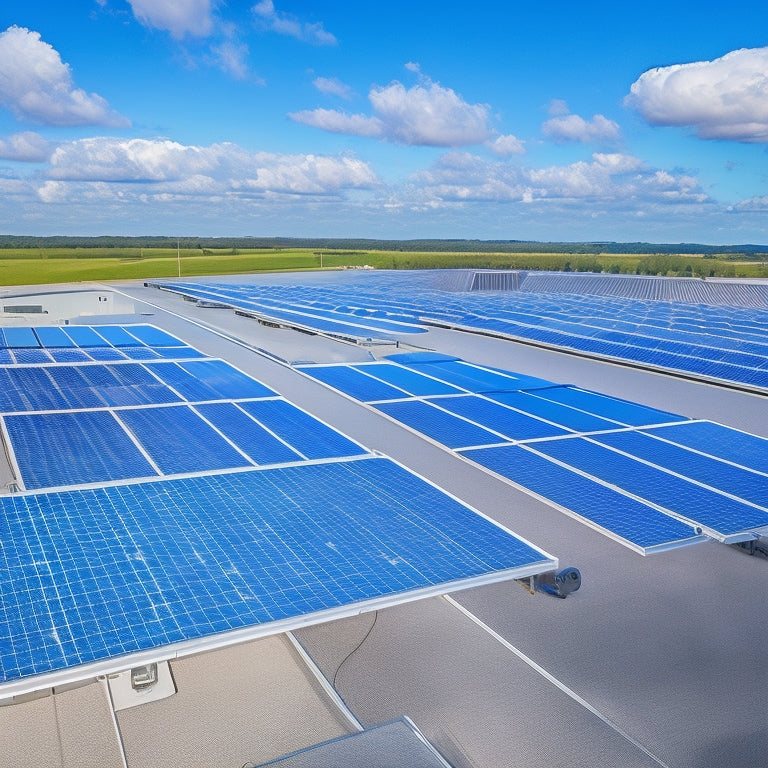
1,272,766,768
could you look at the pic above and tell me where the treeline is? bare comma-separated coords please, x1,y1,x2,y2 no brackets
1,235,766,259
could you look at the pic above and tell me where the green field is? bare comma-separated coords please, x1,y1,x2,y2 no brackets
0,247,766,286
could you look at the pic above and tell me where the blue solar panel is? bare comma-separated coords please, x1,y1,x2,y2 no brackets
119,325,185,346
395,358,532,393
3,327,39,349
117,406,252,474
427,395,571,441
11,348,52,364
33,327,75,348
461,444,699,552
0,459,554,688
5,411,157,489
351,362,464,396
176,359,276,400
95,326,144,346
374,400,505,449
0,368,68,412
77,363,180,407
488,390,621,433
300,364,410,402
150,346,207,359
641,421,768,470
532,387,686,427
239,399,366,460
591,429,768,508
80,347,127,361
48,349,91,363
531,437,768,537
195,402,304,465
119,347,161,360
63,326,110,347
45,366,109,410
147,361,226,401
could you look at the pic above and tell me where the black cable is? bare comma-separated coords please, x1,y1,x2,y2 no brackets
332,610,378,690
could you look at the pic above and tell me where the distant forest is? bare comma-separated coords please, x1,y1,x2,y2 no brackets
1,235,767,258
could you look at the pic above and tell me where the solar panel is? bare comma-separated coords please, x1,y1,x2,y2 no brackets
176,359,277,400
351,362,464,397
299,364,411,402
461,444,701,553
116,405,253,475
194,402,304,465
0,459,556,695
374,399,505,449
239,399,366,460
530,437,768,539
2,327,39,349
4,410,158,489
33,326,76,348
120,325,185,347
63,326,110,347
428,395,571,442
488,390,622,433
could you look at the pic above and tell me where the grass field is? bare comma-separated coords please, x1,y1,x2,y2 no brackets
0,247,766,286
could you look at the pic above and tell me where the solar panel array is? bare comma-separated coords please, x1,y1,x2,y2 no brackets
0,324,556,695
297,353,768,553
154,273,768,390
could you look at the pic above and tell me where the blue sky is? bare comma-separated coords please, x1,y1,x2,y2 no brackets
0,1,766,243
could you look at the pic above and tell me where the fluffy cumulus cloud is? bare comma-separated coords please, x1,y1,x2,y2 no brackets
127,0,214,39
626,47,768,142
252,1,336,45
0,131,51,161
486,133,525,156
291,77,494,147
0,26,129,127
43,137,378,196
412,151,707,207
312,76,352,100
543,112,621,144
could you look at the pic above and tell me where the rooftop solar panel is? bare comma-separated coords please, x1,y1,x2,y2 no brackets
176,359,276,400
47,349,91,363
299,364,411,402
460,444,701,553
532,387,686,427
2,327,39,349
640,421,768,468
530,437,768,539
33,327,76,348
78,363,179,407
374,399,505,449
4,410,158,489
0,459,556,695
351,362,464,397
95,325,144,346
194,402,304,465
147,361,227,402
63,326,110,348
117,405,253,475
239,399,366,460
589,430,768,509
488,390,621,433
120,325,185,347
427,395,570,442
10,348,52,364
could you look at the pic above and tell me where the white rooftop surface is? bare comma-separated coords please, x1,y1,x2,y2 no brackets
1,274,767,768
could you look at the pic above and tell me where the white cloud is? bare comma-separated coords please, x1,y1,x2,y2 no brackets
127,0,214,39
0,131,51,161
312,76,353,100
543,109,621,144
413,151,705,206
43,137,378,196
289,108,384,138
0,26,129,127
210,41,251,80
252,1,336,46
486,133,525,156
626,47,768,142
291,77,494,147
